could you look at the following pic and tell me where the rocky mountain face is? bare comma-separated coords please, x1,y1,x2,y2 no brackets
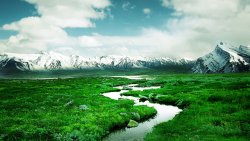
192,42,250,73
0,52,193,73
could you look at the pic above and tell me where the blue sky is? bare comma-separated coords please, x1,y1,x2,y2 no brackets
0,0,249,58
66,0,174,36
0,0,173,38
0,0,36,38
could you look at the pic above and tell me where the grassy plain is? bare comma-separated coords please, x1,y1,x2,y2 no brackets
0,77,156,140
0,72,249,141
135,73,250,141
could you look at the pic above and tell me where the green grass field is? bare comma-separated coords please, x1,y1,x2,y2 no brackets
0,72,249,140
0,77,156,140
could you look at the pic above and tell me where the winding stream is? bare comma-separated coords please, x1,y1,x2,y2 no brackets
102,83,182,141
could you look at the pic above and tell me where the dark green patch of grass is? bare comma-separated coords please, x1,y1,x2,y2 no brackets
1,72,250,140
140,73,250,141
0,77,156,140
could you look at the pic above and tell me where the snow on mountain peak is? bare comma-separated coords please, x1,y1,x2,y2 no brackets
193,42,250,73
217,42,236,53
216,42,247,64
0,51,194,72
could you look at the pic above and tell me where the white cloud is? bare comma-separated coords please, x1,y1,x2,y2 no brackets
3,17,68,39
85,0,250,59
161,0,171,7
87,28,209,58
2,17,72,52
122,1,135,11
155,0,250,58
0,40,7,52
164,0,239,18
78,36,102,47
52,47,78,56
1,0,111,54
143,8,151,15
1,0,250,59
25,0,111,28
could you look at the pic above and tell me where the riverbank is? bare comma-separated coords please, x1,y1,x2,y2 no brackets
102,84,181,141
0,77,156,140
123,73,250,141
0,73,249,140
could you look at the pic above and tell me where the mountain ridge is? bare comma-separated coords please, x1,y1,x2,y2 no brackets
0,52,193,72
192,42,250,73
1,42,250,73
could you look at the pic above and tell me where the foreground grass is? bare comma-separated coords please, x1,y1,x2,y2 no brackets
0,77,156,140
0,72,249,141
123,73,250,141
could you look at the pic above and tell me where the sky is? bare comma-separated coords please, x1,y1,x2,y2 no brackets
0,0,250,59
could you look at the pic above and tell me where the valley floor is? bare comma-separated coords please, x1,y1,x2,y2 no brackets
0,72,249,140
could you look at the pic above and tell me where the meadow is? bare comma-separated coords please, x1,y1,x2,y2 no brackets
0,76,156,140
0,72,249,140
138,73,249,141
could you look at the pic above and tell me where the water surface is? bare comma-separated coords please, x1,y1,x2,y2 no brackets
102,84,182,141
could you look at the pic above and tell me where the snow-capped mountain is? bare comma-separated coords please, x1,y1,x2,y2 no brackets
193,42,250,73
1,42,249,74
0,51,193,72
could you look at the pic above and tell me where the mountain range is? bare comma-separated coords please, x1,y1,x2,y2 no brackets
0,52,192,73
0,42,250,73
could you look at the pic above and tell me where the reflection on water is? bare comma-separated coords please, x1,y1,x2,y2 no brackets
115,84,161,91
102,84,182,141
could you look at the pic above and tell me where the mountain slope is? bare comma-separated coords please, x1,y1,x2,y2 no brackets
193,42,250,73
0,52,194,72
2,42,249,74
